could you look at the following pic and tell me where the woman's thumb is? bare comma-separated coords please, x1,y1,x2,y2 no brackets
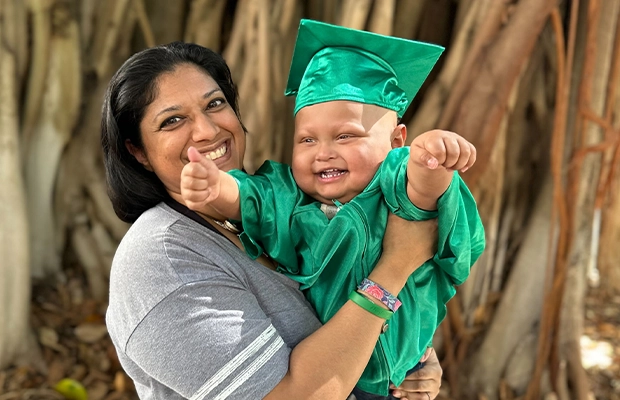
420,347,433,362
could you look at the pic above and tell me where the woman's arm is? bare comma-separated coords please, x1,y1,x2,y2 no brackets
265,215,438,399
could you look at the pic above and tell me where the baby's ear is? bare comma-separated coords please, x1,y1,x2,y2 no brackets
390,124,407,148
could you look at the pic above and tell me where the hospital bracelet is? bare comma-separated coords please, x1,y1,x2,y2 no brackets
348,291,393,320
357,278,402,312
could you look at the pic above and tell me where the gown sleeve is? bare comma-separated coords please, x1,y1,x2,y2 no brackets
379,147,486,285
228,162,308,274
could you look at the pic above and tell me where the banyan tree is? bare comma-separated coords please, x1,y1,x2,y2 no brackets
1,1,618,399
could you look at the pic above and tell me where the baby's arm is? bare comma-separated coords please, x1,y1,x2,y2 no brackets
407,130,476,210
181,146,241,220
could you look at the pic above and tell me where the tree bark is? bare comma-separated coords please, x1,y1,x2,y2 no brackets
25,1,82,279
468,177,553,399
597,170,620,293
441,0,559,187
0,0,32,369
556,1,620,399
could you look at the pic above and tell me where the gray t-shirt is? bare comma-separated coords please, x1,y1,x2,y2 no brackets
106,202,322,399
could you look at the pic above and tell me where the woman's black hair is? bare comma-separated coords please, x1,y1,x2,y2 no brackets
101,41,243,223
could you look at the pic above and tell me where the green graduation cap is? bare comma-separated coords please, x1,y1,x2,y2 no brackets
285,19,444,117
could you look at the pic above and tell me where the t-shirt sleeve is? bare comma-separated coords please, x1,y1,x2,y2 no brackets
228,162,303,271
125,273,291,400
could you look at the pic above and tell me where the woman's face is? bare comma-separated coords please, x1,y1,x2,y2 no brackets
131,64,246,203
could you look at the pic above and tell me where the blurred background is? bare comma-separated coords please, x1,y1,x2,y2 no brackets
0,0,619,399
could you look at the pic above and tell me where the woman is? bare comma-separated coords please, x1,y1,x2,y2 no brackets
103,41,442,400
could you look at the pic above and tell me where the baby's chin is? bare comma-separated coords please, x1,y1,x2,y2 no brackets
297,183,359,205
315,192,357,205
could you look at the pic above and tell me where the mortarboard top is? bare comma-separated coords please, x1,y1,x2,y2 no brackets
285,19,444,117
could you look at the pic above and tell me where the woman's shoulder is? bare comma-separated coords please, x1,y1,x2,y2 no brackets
107,203,241,343
110,202,250,287
119,202,230,253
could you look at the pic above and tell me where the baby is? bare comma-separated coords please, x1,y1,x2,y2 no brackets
181,19,485,399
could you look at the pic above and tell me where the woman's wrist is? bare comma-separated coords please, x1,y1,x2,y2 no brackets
356,290,390,310
358,278,402,312
367,261,409,297
349,291,393,319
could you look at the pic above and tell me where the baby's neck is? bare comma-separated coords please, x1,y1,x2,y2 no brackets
320,203,340,220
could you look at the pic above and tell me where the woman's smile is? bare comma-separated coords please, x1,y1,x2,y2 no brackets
197,139,231,165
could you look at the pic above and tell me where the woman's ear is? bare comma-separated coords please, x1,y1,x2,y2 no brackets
391,124,407,148
125,140,153,171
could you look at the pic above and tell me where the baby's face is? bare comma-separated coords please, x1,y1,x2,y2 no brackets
292,101,403,204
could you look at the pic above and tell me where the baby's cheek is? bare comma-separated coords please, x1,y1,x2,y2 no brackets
357,163,381,185
291,165,314,193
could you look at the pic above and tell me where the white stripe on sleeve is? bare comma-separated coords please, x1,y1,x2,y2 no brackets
190,324,277,400
213,335,286,400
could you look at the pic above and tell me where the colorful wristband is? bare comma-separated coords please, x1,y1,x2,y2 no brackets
357,278,402,312
348,291,393,320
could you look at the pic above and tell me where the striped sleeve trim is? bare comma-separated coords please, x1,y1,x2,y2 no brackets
213,335,285,400
189,324,280,400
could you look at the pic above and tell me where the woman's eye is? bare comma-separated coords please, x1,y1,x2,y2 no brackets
160,116,182,128
301,138,315,143
207,98,226,109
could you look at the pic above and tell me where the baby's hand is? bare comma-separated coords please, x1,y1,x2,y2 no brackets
410,129,476,173
181,146,222,211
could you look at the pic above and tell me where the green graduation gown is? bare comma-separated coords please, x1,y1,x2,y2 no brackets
229,146,485,395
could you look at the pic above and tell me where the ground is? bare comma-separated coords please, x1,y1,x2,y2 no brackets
0,267,618,399
0,264,138,400
582,289,620,400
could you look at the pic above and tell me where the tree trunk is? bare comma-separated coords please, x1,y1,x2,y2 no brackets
468,177,552,399
25,0,82,279
0,0,32,369
557,1,620,399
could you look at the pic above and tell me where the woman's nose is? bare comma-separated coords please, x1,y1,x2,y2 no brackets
192,114,220,142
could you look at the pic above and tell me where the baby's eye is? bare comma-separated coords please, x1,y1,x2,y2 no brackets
207,98,226,109
160,116,182,129
337,134,352,140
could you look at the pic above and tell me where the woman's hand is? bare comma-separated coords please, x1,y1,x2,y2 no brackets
390,348,443,400
383,213,437,266
367,214,437,296
381,213,438,273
